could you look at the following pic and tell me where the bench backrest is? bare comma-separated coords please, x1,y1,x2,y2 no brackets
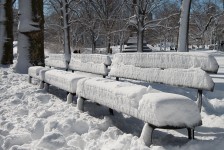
109,52,219,91
45,54,68,69
68,53,112,76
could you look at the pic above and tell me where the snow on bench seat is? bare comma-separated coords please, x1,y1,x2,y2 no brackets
28,54,68,87
43,54,112,103
138,93,201,128
76,78,202,146
77,78,148,117
28,66,46,80
76,52,218,146
44,70,101,94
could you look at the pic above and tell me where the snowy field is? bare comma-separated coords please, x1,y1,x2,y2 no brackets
0,50,224,150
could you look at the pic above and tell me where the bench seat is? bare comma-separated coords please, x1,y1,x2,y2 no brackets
28,54,68,86
77,78,201,128
76,52,218,146
28,66,45,80
44,69,101,94
77,77,202,146
42,53,112,103
28,66,51,88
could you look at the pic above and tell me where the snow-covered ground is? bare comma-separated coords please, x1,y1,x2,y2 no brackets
0,50,224,150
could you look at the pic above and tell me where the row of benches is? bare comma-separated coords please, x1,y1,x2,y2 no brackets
28,52,219,146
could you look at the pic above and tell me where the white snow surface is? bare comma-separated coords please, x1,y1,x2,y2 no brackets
44,69,101,93
109,65,214,91
111,52,219,73
28,66,51,80
138,93,201,127
70,53,112,66
68,53,111,75
77,78,201,127
1,50,224,149
45,54,68,69
77,78,148,116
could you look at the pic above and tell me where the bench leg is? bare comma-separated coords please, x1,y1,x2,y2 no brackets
187,128,195,139
44,83,49,92
39,81,45,89
197,90,203,112
67,93,74,104
140,123,154,146
28,76,32,83
77,97,85,111
109,108,114,115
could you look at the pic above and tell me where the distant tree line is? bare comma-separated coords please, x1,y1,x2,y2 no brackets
0,0,223,73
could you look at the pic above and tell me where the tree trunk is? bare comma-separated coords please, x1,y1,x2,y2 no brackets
0,0,13,65
91,33,96,53
137,1,144,52
62,0,71,62
137,28,143,52
107,35,111,54
15,0,44,73
177,0,192,52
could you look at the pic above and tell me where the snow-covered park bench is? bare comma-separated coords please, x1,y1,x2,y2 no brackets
76,52,219,146
28,54,68,88
43,53,111,103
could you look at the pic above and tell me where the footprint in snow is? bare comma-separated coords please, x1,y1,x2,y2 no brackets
36,94,51,104
37,132,66,149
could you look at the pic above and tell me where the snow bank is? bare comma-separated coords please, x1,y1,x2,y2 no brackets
77,78,201,128
112,52,219,73
109,64,214,91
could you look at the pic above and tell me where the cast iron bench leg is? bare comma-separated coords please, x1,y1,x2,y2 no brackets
187,128,195,139
109,108,114,115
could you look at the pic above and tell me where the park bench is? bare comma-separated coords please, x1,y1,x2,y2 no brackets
76,52,219,146
28,54,68,88
43,53,111,103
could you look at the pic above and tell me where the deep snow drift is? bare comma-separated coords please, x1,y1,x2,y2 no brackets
0,50,224,150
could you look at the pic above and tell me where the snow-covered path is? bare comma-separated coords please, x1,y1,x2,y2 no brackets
0,50,224,150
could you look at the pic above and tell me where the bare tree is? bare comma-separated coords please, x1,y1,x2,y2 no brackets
76,0,100,53
190,0,224,49
126,0,165,52
89,0,125,53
